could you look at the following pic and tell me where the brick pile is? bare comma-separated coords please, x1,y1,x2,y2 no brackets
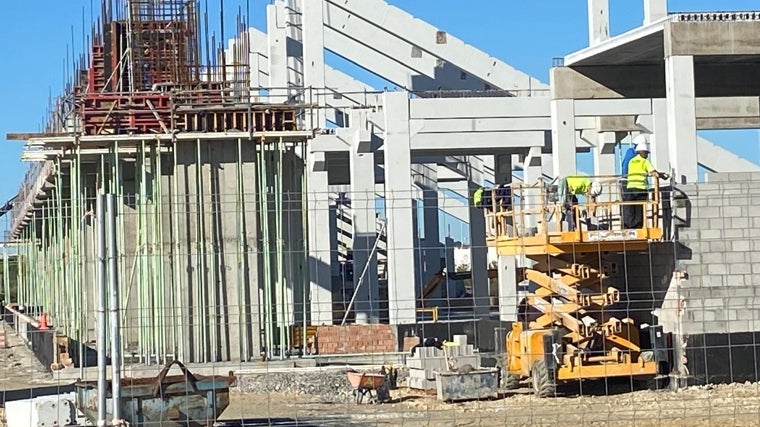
315,324,397,355
0,325,6,349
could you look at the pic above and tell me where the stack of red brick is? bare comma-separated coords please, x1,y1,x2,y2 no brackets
0,325,6,349
315,324,397,355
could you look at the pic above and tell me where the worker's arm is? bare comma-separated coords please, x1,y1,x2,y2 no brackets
645,159,669,180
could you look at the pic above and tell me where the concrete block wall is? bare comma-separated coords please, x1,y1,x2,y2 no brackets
676,173,760,336
605,242,675,327
675,172,760,383
315,324,397,355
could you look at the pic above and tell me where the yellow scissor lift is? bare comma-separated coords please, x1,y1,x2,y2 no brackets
485,176,669,397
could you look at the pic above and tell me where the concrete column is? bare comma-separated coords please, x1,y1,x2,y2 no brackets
467,156,490,318
498,255,519,322
494,154,513,183
644,0,668,24
307,151,334,325
522,147,543,230
349,136,379,324
420,164,443,293
383,91,417,324
302,0,327,128
650,98,671,174
593,132,617,177
550,98,577,178
665,55,698,184
266,2,289,103
587,0,610,46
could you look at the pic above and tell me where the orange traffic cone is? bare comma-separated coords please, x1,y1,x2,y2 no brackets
38,312,49,330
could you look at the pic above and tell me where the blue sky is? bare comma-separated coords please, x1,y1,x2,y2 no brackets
0,0,759,209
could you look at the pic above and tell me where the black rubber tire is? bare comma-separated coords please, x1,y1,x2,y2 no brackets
504,374,521,390
531,360,557,398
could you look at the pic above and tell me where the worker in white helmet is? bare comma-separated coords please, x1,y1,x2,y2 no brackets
623,135,669,229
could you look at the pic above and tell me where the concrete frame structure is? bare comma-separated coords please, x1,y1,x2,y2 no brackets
8,0,760,371
238,0,760,327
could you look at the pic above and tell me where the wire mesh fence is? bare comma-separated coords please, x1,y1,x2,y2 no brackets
1,170,760,426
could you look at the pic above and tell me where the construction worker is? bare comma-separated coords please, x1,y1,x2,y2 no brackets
562,176,603,230
473,187,484,208
624,135,669,229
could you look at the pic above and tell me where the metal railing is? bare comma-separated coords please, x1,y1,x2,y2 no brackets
483,174,664,244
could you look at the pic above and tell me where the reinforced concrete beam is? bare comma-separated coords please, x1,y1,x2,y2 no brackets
666,21,760,57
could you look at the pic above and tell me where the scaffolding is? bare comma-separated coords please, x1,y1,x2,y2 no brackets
5,0,315,366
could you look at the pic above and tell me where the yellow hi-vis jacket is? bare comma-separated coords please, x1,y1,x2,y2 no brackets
473,187,484,206
566,176,592,195
626,154,655,190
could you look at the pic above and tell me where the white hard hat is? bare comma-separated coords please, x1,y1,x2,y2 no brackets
589,181,603,197
633,134,650,153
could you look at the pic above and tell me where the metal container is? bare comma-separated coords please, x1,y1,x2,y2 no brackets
74,361,235,426
435,368,499,402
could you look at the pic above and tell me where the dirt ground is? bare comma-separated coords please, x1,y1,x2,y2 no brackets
2,321,760,427
219,382,760,427
0,324,57,391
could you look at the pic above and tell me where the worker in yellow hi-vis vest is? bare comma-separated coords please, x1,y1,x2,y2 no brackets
561,176,603,230
624,135,669,229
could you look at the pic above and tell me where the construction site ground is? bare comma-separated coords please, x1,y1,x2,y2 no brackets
2,320,760,427
220,383,760,427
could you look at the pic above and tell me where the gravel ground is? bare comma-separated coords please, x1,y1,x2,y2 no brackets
223,374,760,427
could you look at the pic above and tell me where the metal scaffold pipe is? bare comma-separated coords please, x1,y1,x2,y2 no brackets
96,192,107,425
107,193,123,425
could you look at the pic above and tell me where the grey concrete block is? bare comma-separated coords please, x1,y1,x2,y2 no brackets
727,263,751,274
700,229,721,240
727,172,753,183
728,217,749,229
723,229,745,239
722,206,743,218
752,240,760,251
730,240,751,252
707,264,728,275
724,252,749,264
695,206,720,218
737,310,756,321
750,172,760,182
709,241,727,252
725,274,746,287
728,321,752,333
702,298,726,309
705,173,728,182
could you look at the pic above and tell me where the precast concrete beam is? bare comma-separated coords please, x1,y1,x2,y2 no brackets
302,0,328,127
550,98,577,177
665,55,698,184
383,91,417,324
593,132,617,178
349,111,380,324
666,21,760,57
587,0,610,46
307,151,334,325
467,156,490,318
323,0,545,91
644,0,667,24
